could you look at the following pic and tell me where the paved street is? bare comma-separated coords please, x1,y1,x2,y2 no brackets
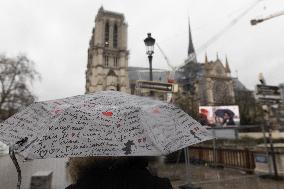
158,163,284,189
1,154,283,189
0,154,70,189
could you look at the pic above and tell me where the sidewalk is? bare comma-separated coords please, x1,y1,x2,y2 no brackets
1,154,283,189
157,163,284,189
0,155,69,189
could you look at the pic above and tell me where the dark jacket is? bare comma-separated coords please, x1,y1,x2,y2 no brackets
66,158,173,189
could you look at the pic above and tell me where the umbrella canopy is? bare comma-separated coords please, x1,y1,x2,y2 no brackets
0,91,212,159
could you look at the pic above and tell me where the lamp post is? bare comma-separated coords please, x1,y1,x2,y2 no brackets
144,33,155,96
144,33,155,82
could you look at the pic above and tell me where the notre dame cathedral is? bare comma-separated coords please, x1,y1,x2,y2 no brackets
85,7,239,107
85,7,129,93
176,20,236,106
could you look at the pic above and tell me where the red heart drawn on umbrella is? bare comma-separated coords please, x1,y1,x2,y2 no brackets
54,109,62,115
53,101,61,105
102,111,113,116
152,108,160,114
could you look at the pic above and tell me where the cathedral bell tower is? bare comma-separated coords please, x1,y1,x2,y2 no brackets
85,7,129,93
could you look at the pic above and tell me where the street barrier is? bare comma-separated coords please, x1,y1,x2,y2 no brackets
188,146,255,173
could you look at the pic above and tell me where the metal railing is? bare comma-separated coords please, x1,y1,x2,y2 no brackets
188,146,255,173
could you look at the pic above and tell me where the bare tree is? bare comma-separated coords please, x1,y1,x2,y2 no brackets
234,90,263,125
212,80,234,106
0,54,40,120
173,92,199,120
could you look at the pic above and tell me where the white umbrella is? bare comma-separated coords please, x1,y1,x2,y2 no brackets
1,91,212,158
0,91,213,188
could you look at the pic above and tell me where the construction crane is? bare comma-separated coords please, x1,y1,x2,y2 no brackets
156,0,263,83
172,0,264,70
251,10,284,25
156,43,176,83
195,0,263,56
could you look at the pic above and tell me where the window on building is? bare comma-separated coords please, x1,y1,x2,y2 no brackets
113,24,118,48
114,57,119,68
105,22,109,47
104,55,109,67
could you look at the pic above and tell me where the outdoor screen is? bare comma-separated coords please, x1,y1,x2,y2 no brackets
199,105,240,127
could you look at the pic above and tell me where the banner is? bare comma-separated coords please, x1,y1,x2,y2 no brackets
199,105,240,127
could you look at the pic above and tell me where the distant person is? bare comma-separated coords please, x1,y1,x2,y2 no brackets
66,156,173,189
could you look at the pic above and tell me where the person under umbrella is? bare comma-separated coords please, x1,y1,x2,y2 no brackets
66,156,173,189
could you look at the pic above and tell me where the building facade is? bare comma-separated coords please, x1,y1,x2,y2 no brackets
85,7,129,93
196,55,235,106
176,20,236,106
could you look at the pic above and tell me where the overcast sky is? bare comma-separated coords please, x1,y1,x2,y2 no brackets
0,0,284,101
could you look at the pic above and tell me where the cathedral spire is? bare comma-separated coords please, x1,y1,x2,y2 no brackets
205,52,208,64
187,17,197,63
225,55,231,73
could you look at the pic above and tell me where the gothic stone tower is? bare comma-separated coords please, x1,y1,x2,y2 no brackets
85,7,129,93
197,54,235,106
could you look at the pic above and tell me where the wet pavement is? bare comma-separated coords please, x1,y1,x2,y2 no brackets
0,154,70,189
1,154,283,189
158,163,284,189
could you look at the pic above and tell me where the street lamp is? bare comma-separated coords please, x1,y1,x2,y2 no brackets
144,33,155,81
